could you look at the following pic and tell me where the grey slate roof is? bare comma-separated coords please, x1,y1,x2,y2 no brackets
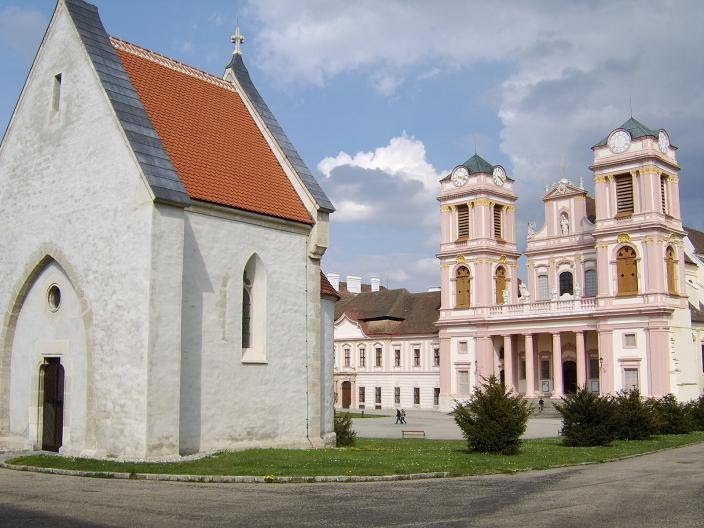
63,0,190,207
226,53,334,214
593,117,660,148
440,153,496,182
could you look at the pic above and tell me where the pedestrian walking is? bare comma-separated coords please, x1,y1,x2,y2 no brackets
395,409,402,424
400,408,406,424
538,398,545,414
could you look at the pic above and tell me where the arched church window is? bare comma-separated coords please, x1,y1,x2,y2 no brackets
616,246,638,295
495,266,506,304
457,204,469,239
455,266,471,308
666,246,677,294
242,254,267,361
584,269,597,298
559,271,574,296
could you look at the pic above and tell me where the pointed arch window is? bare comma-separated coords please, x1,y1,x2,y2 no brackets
242,254,267,362
455,266,471,308
616,246,638,295
666,246,677,294
495,266,506,304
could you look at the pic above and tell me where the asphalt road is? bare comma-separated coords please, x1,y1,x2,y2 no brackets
1,442,703,527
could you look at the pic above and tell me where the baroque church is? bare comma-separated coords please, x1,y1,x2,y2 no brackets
0,0,337,458
331,118,704,413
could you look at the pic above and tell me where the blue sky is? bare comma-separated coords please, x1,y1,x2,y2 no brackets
2,1,703,292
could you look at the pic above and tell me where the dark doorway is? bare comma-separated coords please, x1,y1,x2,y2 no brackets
41,358,64,452
563,360,577,394
341,381,351,409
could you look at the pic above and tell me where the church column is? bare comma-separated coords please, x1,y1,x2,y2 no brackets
598,330,614,395
552,332,563,398
438,334,452,411
476,336,494,381
503,335,514,390
576,331,586,390
647,325,671,397
596,243,610,297
524,334,535,397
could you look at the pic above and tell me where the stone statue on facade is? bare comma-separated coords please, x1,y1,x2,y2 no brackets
527,221,536,239
560,213,569,236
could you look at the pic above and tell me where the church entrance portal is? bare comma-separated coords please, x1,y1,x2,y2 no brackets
40,358,64,452
563,360,577,394
341,381,351,409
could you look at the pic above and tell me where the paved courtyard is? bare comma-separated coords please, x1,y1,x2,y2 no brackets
349,408,562,439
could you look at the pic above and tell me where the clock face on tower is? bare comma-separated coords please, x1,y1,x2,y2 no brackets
658,130,670,154
451,166,469,187
492,166,506,186
608,129,631,153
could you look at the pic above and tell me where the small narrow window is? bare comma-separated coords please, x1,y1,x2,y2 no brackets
701,344,704,374
589,357,600,379
359,347,366,367
413,387,420,405
358,387,365,403
413,348,421,367
540,358,550,380
624,368,639,391
344,348,350,367
537,275,549,301
375,347,383,367
433,387,440,406
660,175,668,214
666,246,677,294
457,204,469,239
458,341,468,354
559,271,574,296
458,370,470,394
433,347,440,367
241,288,251,348
493,205,503,239
52,73,62,113
394,387,400,404
584,269,597,297
615,174,634,215
394,348,401,367
375,387,382,405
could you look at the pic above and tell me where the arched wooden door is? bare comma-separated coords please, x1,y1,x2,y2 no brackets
617,246,638,295
341,381,351,409
41,358,64,452
666,246,677,294
495,266,506,304
456,266,471,308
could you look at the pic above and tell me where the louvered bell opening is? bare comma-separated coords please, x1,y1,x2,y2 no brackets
457,204,469,238
493,205,502,239
660,176,667,214
615,175,634,214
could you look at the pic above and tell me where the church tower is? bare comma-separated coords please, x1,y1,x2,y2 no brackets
438,154,520,309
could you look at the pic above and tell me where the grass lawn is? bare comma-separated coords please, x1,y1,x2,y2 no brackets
7,432,704,478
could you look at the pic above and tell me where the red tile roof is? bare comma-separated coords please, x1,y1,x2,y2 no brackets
111,38,313,225
320,272,340,299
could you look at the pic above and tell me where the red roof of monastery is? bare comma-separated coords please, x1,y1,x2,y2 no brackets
320,272,340,299
111,38,313,225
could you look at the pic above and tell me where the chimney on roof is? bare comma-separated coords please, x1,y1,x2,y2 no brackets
370,276,380,292
327,273,339,291
346,275,361,294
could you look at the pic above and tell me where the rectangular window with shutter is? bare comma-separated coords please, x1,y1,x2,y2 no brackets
615,174,634,215
538,275,549,301
493,205,502,239
457,370,470,394
457,204,469,239
660,175,667,214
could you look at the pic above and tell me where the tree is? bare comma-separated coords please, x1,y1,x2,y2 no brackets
453,376,532,455
554,386,615,446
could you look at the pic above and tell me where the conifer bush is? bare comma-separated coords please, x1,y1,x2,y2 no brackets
646,394,694,435
611,389,658,440
334,412,357,447
554,386,615,446
686,395,704,431
453,375,532,455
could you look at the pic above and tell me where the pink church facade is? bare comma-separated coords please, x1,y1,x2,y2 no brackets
436,118,702,411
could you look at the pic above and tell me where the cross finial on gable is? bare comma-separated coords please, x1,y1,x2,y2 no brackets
231,26,245,55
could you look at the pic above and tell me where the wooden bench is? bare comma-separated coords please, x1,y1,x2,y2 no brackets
401,430,426,439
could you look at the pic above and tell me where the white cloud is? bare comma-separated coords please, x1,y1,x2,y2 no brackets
333,200,373,222
0,6,46,59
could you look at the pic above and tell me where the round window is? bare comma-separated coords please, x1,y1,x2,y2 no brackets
47,285,61,312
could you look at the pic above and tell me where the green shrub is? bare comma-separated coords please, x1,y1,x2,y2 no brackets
334,412,357,447
646,394,694,435
554,387,614,446
611,389,658,440
453,375,532,455
686,395,704,431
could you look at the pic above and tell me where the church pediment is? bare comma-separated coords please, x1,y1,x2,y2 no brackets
334,315,368,339
544,178,587,200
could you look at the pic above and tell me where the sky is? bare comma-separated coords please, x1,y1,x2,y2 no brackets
1,1,703,292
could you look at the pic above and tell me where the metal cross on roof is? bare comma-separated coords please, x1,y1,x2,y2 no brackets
231,26,245,55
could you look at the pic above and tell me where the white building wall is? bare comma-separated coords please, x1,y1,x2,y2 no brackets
0,5,155,457
180,208,323,453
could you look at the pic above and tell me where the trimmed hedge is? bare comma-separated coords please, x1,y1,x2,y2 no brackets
611,389,658,440
554,387,615,446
